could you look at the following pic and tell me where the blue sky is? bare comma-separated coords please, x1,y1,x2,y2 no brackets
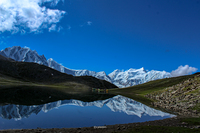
0,0,199,74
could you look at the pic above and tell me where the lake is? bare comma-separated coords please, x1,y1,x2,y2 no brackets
0,95,175,130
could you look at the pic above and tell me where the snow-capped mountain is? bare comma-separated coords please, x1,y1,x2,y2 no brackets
0,46,48,66
0,95,174,120
0,46,171,87
47,58,112,82
109,68,171,88
47,58,76,76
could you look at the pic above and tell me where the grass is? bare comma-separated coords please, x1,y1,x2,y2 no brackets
192,103,200,112
118,126,200,133
185,89,200,95
0,73,91,92
181,117,200,125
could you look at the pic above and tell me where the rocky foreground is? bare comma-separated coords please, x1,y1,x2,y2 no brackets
145,74,200,116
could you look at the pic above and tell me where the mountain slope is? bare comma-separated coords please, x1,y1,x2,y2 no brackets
0,46,171,87
145,74,200,116
0,54,117,89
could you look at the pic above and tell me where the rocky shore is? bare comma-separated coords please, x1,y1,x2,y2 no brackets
145,74,200,116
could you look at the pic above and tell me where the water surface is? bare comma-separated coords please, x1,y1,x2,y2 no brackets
0,95,175,129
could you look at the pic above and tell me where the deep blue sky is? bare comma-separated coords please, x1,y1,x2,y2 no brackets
0,0,200,74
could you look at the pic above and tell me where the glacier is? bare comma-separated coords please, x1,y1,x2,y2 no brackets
0,46,172,88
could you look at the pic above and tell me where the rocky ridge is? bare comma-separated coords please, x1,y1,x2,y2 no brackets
145,74,200,116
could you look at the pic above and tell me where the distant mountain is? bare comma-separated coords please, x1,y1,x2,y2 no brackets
0,46,171,87
47,58,112,82
0,95,173,120
109,68,171,88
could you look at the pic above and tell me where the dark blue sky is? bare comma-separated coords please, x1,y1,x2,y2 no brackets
0,0,199,74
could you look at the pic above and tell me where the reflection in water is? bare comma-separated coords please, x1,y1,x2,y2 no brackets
0,95,174,121
0,86,115,105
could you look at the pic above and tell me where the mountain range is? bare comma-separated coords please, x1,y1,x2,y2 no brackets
0,46,171,88
0,95,173,120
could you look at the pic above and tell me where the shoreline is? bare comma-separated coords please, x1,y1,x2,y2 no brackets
0,116,198,133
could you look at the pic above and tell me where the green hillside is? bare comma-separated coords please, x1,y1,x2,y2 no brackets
0,54,117,89
110,73,199,106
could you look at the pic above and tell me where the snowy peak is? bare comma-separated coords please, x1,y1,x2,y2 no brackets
109,67,146,81
108,69,122,80
128,67,145,72
75,69,96,76
74,70,112,82
0,46,48,66
109,68,171,88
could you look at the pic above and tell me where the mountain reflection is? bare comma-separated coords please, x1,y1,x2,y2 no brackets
0,95,174,120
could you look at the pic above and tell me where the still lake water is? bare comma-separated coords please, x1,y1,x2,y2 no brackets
0,95,175,129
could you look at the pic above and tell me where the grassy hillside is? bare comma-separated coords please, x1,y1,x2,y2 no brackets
109,73,199,105
146,74,200,116
0,55,117,89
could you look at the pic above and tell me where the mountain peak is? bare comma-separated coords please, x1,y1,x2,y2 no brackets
97,71,107,75
0,46,48,66
24,46,30,50
127,67,145,72
114,69,122,72
48,58,54,61
140,67,145,71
